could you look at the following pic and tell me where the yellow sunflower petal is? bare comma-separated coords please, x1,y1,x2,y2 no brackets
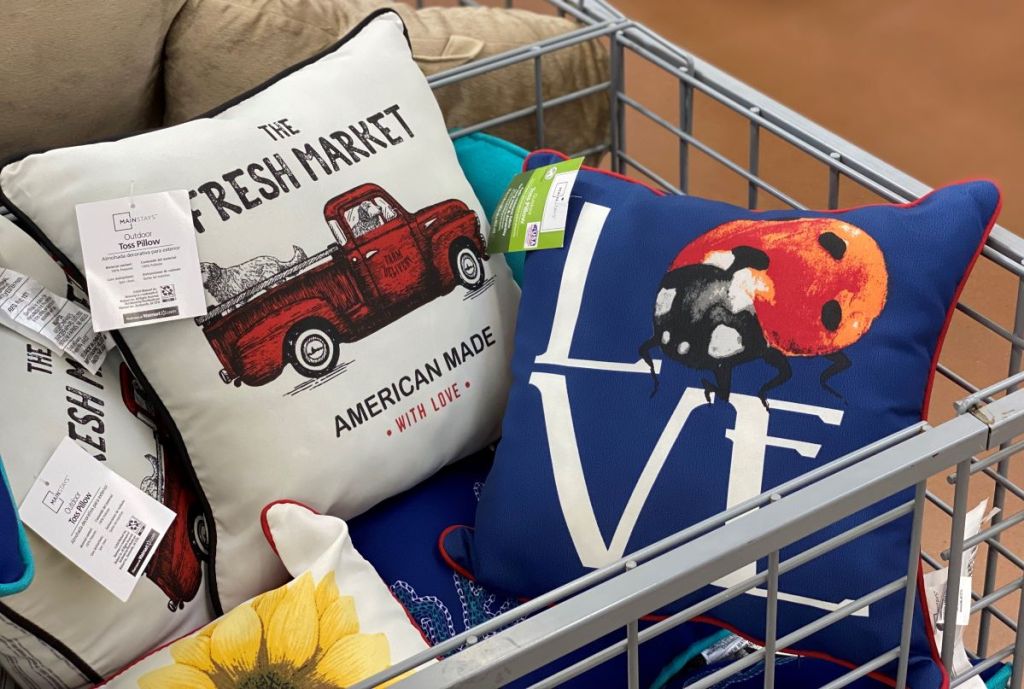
138,663,217,689
315,573,342,616
314,633,391,686
265,572,318,667
169,635,215,673
318,596,360,649
253,585,288,631
209,603,262,678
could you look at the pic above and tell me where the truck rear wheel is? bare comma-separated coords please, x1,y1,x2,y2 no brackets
285,319,341,378
451,240,485,290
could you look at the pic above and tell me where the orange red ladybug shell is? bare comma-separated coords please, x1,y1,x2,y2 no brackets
671,217,888,356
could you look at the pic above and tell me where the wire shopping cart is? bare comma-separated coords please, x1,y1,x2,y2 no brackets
357,1,1024,687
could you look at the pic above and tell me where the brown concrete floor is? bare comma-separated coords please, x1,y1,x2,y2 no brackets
605,0,1024,658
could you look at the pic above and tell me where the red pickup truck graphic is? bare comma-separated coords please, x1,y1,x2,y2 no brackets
197,184,489,387
118,365,206,611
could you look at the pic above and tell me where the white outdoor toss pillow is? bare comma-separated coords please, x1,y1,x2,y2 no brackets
0,10,520,612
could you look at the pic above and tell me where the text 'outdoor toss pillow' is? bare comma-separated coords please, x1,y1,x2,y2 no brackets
0,10,519,611
0,216,213,689
445,151,1002,688
103,503,430,689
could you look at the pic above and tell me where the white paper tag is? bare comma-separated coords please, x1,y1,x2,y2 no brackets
956,575,972,626
75,190,206,332
19,437,176,601
0,267,112,373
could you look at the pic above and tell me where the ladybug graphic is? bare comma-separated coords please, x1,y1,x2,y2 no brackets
639,217,888,405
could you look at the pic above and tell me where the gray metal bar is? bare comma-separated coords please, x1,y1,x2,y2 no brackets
763,550,779,689
979,276,1024,655
970,575,1024,613
637,499,914,648
610,32,625,173
748,108,761,209
375,409,989,689
944,509,1024,558
626,619,639,689
617,93,806,208
381,420,919,683
955,303,1024,351
679,79,693,193
1011,582,1024,689
775,579,906,650
896,481,927,689
982,245,1024,279
941,460,972,668
926,490,1024,571
534,51,545,149
819,649,902,689
427,21,627,88
828,152,841,209
938,364,982,395
964,436,1024,476
618,151,682,194
448,81,611,140
950,643,1014,686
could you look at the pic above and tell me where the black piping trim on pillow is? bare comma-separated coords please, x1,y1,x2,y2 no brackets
0,7,411,617
0,601,102,684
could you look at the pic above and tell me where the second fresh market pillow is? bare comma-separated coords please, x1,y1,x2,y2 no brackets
0,10,519,612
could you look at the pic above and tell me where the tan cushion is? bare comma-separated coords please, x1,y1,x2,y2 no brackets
164,0,608,157
0,0,184,161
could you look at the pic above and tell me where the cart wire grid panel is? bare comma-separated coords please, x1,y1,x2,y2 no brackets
350,1,1024,688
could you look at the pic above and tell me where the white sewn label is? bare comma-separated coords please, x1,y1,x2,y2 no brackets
0,267,112,373
19,437,176,601
75,190,206,332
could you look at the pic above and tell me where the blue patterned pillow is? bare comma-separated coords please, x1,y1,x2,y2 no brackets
348,449,716,686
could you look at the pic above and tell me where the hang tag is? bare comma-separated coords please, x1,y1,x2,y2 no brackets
19,437,176,601
75,190,206,332
955,575,972,626
0,267,112,373
487,157,583,253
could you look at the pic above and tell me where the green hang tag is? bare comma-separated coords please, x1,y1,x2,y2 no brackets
486,157,583,253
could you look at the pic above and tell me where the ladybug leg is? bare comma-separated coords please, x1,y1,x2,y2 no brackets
638,335,662,397
820,351,851,401
703,365,732,403
757,348,792,408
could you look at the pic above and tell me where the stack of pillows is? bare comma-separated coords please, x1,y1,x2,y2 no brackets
0,9,1004,689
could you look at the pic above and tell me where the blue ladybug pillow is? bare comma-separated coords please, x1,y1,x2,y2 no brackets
443,150,1002,688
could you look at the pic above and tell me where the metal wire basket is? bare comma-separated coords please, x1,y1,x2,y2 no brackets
355,1,1024,687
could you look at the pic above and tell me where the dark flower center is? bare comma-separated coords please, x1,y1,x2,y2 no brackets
239,670,297,689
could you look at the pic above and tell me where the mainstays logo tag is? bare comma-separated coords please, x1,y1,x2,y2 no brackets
529,203,865,617
112,211,159,231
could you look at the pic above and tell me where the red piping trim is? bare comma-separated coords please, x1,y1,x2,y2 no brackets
259,499,320,557
438,524,479,581
920,183,1002,419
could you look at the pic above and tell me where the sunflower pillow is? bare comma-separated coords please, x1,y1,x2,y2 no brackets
103,503,430,689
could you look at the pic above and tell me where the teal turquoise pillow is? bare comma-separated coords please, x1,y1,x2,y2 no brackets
0,459,32,597
452,132,528,285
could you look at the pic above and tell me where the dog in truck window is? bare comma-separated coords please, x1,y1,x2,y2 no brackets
201,245,308,304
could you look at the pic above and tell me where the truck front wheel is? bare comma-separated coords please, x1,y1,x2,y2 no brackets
451,240,485,290
285,319,341,378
